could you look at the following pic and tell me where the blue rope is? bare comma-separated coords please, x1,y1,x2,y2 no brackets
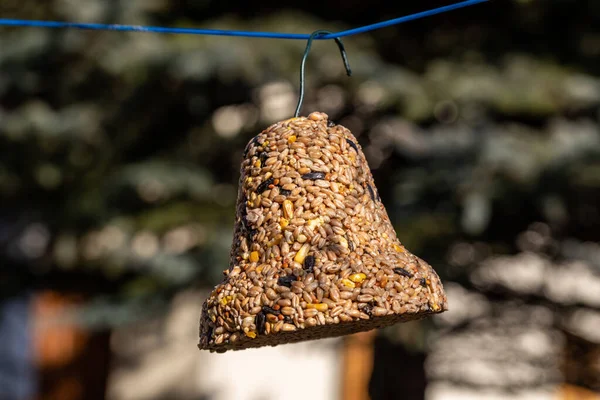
0,0,487,39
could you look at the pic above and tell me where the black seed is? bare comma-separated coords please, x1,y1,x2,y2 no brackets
301,172,326,180
284,315,294,324
278,275,296,288
346,138,358,152
346,234,354,252
256,311,266,334
420,278,427,287
246,228,257,240
206,325,214,339
327,120,336,127
262,305,280,316
361,302,374,317
279,187,291,196
303,255,315,273
394,267,413,278
367,184,376,202
259,151,269,165
240,194,247,212
244,136,260,157
240,198,250,231
256,177,274,194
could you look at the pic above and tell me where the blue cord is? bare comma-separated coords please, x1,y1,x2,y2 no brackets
0,0,487,39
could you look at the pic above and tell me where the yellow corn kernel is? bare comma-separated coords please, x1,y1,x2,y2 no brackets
294,243,310,264
339,236,349,249
430,303,440,312
349,273,367,283
249,251,259,263
265,172,272,179
307,303,328,312
268,234,282,247
393,244,404,253
219,295,233,306
288,135,297,143
254,160,261,168
283,200,294,219
307,216,324,230
245,331,257,338
280,218,289,229
342,279,356,288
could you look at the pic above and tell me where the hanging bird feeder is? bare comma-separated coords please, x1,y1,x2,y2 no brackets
199,31,448,353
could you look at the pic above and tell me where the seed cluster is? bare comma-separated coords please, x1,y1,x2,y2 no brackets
199,112,447,353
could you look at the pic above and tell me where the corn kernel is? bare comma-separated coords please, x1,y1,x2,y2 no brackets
342,279,356,288
245,331,257,338
393,244,404,253
254,160,261,168
249,251,259,263
268,234,282,247
219,295,233,306
288,135,297,143
280,218,289,229
349,273,367,283
339,236,349,249
294,243,310,264
283,200,294,219
307,216,324,230
307,303,328,312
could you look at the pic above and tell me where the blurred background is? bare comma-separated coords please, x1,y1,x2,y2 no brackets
0,0,599,399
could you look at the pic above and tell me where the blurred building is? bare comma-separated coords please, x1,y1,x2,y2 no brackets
106,290,341,400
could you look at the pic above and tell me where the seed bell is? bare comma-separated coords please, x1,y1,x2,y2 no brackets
198,111,447,353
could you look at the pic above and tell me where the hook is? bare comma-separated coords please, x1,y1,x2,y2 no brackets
294,30,352,118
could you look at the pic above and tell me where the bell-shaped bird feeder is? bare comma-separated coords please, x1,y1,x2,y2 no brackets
199,31,447,353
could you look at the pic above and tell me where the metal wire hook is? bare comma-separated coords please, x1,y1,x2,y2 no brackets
294,30,352,118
